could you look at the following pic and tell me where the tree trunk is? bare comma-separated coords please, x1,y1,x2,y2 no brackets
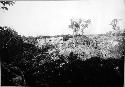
82,28,83,37
73,29,76,47
45,38,46,44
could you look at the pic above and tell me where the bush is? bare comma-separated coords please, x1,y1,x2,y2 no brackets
0,26,23,62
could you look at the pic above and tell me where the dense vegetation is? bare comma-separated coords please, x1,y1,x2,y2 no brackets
0,26,124,87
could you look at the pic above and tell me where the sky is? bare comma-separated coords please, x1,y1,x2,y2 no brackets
0,0,125,36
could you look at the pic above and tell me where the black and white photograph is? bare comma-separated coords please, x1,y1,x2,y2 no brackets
0,0,125,87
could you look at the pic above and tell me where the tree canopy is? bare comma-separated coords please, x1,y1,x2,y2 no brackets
0,1,15,10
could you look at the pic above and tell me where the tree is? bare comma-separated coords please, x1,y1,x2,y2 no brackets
0,26,23,62
0,1,15,10
110,19,120,31
69,18,91,47
69,19,81,47
80,19,91,37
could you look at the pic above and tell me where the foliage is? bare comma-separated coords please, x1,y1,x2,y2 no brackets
1,27,124,86
22,36,38,45
0,1,15,10
0,26,23,62
63,35,72,41
110,19,120,31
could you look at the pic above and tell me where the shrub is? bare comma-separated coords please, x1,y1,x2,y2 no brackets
0,26,23,62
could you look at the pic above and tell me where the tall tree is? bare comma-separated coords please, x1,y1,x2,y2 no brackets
69,19,81,47
0,1,15,10
110,19,120,31
80,19,91,37
69,18,91,47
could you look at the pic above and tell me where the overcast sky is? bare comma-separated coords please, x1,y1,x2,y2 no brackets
0,0,125,36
